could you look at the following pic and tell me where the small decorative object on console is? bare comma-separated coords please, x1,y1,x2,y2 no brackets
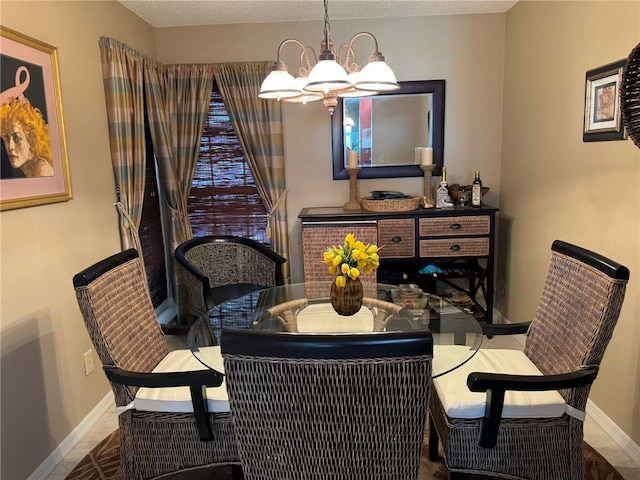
471,170,483,208
448,183,490,204
343,167,361,210
436,167,454,209
420,164,436,208
360,191,422,212
369,191,408,200
419,264,443,277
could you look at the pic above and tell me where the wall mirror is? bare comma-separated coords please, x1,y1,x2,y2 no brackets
332,80,445,180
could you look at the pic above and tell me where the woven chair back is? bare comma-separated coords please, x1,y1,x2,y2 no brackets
73,249,168,405
185,241,280,288
525,245,629,408
221,329,432,480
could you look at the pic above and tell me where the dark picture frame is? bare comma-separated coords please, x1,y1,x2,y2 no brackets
0,26,72,210
583,59,627,142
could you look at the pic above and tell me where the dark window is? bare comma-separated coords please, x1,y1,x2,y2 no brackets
188,82,269,245
139,123,167,308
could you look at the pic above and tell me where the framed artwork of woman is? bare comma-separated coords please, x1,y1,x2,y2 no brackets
0,26,71,211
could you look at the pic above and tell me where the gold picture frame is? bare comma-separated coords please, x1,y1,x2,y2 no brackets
583,59,628,142
1,26,72,210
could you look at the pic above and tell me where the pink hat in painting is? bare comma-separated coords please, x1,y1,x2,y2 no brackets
0,66,30,105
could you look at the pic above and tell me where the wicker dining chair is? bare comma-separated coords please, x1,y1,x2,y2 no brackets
221,329,433,480
428,240,630,480
175,235,287,317
73,249,242,480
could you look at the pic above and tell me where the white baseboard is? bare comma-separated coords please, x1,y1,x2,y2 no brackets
586,399,640,467
27,392,114,480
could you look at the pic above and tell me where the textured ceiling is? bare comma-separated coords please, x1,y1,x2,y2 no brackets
117,0,518,28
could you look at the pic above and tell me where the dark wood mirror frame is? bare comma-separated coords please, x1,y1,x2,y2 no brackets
332,79,446,180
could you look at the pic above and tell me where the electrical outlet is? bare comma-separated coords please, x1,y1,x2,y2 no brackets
83,350,95,376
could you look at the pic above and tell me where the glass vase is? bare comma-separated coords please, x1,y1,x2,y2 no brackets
330,276,364,316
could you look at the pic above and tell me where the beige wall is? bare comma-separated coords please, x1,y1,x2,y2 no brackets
1,1,639,477
0,2,156,478
501,1,640,443
155,14,507,282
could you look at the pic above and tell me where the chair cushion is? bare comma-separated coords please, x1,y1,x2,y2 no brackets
134,347,229,414
296,303,374,332
433,348,566,419
433,344,483,377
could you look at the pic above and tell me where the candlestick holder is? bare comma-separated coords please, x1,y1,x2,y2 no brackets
343,168,361,210
420,164,435,208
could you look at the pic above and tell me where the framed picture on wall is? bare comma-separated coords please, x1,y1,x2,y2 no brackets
0,26,72,211
583,59,628,142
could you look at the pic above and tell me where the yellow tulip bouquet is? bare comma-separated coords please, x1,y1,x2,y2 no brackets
323,233,380,287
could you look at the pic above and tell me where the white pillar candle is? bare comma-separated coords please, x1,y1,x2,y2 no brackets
347,150,359,169
421,147,433,165
415,147,422,165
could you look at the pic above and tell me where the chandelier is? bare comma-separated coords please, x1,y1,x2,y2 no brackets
258,0,400,114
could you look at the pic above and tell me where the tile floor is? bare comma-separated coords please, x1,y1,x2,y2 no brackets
43,334,640,480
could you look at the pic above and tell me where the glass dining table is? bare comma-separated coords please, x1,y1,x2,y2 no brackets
187,282,483,378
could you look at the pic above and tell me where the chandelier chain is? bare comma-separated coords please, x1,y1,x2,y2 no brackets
323,0,331,51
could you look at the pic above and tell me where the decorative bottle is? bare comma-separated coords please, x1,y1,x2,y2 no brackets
471,170,482,208
436,167,454,208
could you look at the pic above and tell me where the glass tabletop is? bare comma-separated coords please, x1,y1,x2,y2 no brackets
187,282,483,378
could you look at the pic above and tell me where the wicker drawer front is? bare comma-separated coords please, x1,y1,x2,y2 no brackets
419,215,490,237
378,219,415,258
302,224,378,282
420,238,489,257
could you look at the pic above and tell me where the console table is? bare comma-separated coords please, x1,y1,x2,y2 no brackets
299,205,499,323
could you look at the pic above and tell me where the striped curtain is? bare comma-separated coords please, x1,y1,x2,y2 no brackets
143,61,215,321
143,62,214,252
212,62,291,282
99,38,291,302
98,37,146,250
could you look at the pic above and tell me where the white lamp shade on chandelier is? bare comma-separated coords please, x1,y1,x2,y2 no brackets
258,68,301,100
258,0,400,113
354,60,399,91
304,58,351,93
